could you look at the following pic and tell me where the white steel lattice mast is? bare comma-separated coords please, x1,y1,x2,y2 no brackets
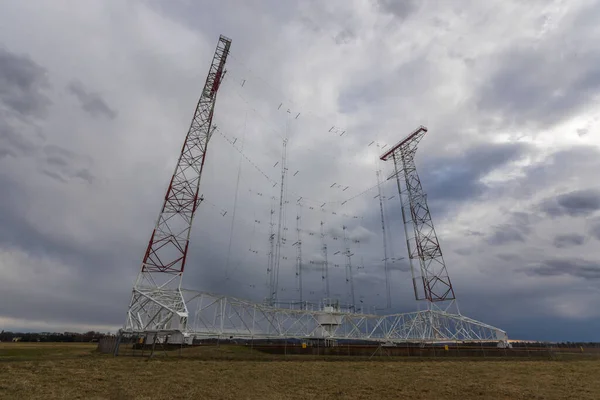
320,220,331,302
294,203,303,306
342,225,356,311
124,35,231,333
380,126,456,311
266,196,276,300
375,156,392,309
269,138,288,306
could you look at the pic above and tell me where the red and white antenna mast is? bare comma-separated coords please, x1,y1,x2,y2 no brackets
124,35,231,333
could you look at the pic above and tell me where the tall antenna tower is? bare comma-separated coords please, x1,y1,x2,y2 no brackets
267,196,276,303
124,35,231,332
342,225,356,311
375,156,392,309
269,116,290,306
294,203,303,307
380,126,456,310
320,220,330,302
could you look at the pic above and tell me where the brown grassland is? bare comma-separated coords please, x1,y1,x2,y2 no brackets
1,342,600,399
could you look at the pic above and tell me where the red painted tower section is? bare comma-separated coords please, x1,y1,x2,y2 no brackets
141,35,231,276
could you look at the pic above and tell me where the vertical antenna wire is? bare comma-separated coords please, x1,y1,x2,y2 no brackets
249,211,257,279
282,113,291,240
224,112,247,280
320,219,330,303
272,112,290,305
267,195,276,302
295,201,303,307
375,143,392,309
382,166,397,301
343,225,356,311
378,144,396,272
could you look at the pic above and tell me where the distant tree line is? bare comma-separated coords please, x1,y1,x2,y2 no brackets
510,342,600,348
0,330,111,342
0,331,598,347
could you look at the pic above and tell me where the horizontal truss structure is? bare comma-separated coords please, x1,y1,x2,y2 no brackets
125,291,507,344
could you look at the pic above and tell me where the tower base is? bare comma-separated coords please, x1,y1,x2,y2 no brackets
124,286,189,332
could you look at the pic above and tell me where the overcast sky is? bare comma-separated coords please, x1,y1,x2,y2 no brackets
1,0,600,341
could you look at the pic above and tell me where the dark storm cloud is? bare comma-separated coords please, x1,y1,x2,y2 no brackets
514,147,600,200
41,144,95,184
553,233,585,248
0,49,93,183
326,224,375,244
376,0,419,20
43,143,77,159
423,141,531,204
0,175,102,267
360,140,532,237
358,140,533,265
46,155,69,167
41,169,68,183
334,29,355,45
520,258,600,280
73,168,94,184
293,2,359,46
539,189,600,217
0,171,239,327
40,162,94,184
454,248,472,256
387,259,410,272
0,147,16,158
301,260,325,273
465,230,485,237
0,47,51,117
487,225,526,246
496,253,520,262
475,3,600,129
510,211,535,226
486,212,533,246
0,48,50,158
338,55,427,114
498,317,600,343
0,173,130,325
0,120,38,157
356,258,410,276
67,81,117,120
588,218,600,241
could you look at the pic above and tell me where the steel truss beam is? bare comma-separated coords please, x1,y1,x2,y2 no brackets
123,291,507,344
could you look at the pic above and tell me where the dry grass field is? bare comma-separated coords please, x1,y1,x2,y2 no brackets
1,342,600,399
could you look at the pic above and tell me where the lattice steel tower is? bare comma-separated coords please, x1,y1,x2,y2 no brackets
124,35,231,333
380,126,456,311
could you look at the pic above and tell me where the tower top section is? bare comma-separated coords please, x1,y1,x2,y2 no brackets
379,125,427,161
